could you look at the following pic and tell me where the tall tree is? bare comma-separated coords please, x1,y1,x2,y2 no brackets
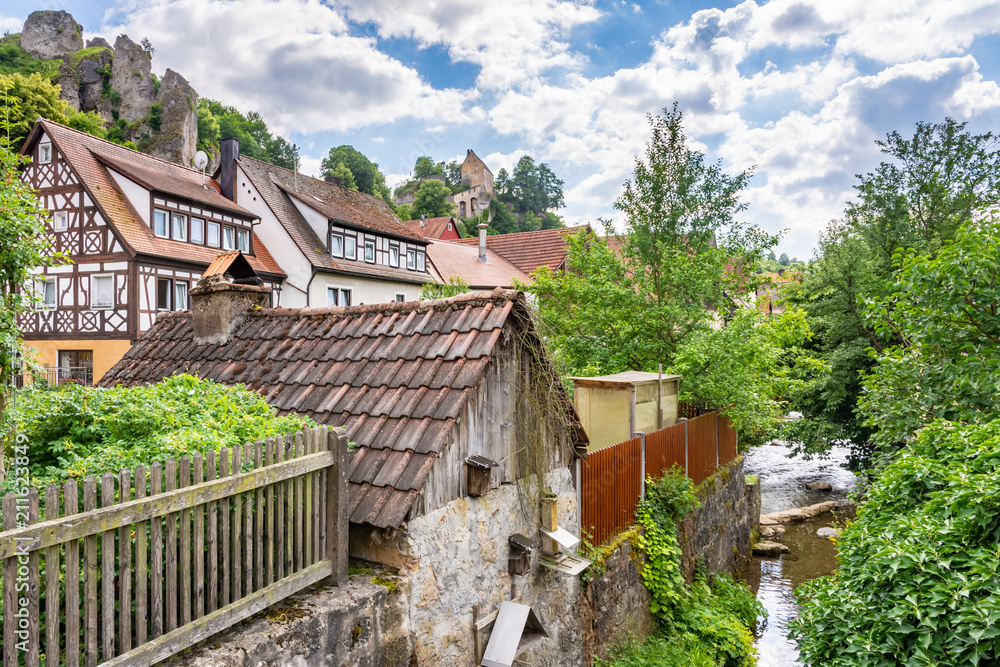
503,155,565,214
0,84,69,478
0,72,104,146
320,145,392,205
197,99,296,170
785,118,1000,464
412,179,454,218
413,156,443,179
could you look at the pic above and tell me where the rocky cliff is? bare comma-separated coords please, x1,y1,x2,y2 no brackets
14,10,199,166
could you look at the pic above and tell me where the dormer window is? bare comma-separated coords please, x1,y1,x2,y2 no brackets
331,233,344,258
191,218,205,244
406,249,416,270
364,240,375,263
389,244,399,268
39,143,52,164
52,211,68,232
345,236,357,261
416,251,425,272
223,226,235,251
207,222,221,247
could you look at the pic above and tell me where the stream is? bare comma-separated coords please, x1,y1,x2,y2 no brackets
742,441,857,666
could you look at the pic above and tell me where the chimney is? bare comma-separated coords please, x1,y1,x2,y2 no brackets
420,213,425,228
189,274,270,345
478,223,488,263
220,138,239,201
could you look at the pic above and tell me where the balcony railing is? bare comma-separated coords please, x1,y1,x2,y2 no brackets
17,366,94,388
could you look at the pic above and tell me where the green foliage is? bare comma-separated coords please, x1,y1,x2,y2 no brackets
395,203,414,221
412,178,454,218
0,72,71,146
0,34,60,78
149,72,160,96
499,154,565,214
421,275,469,300
785,118,1000,465
446,160,461,185
413,155,443,178
631,469,762,667
792,419,1000,665
106,87,121,105
0,89,70,476
320,145,392,204
671,308,823,446
597,634,716,667
6,375,314,492
65,109,106,139
197,99,296,170
858,215,1000,459
147,101,163,131
328,160,357,190
68,46,110,68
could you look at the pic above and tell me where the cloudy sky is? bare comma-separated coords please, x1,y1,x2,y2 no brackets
5,0,1000,258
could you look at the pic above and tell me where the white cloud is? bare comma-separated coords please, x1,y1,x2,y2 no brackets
0,14,22,32
333,0,602,89
99,0,471,134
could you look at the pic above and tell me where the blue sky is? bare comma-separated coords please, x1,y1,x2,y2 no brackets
5,0,1000,259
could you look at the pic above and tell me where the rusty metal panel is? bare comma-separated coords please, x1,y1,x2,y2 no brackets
645,421,686,481
718,413,738,465
688,412,718,485
579,436,642,547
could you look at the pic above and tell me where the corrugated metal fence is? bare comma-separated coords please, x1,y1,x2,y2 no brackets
580,411,739,546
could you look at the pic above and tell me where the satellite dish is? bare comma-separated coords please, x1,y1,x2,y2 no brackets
193,151,209,171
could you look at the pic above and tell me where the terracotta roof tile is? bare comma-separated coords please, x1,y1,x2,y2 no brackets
452,225,592,274
402,216,460,240
30,120,284,279
100,288,582,529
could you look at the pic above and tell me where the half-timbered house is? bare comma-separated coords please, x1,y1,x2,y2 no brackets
18,119,286,382
216,139,435,308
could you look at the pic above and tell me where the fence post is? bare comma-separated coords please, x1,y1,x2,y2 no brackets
325,426,350,586
638,432,647,501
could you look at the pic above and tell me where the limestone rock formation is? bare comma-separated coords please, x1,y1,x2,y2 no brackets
147,69,198,166
20,10,83,59
111,35,156,124
77,47,114,114
56,62,81,111
85,37,112,50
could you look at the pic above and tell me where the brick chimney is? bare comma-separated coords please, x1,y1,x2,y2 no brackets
478,223,488,263
189,274,269,345
220,138,239,201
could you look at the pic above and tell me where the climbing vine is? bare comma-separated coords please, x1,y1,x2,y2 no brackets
623,467,764,667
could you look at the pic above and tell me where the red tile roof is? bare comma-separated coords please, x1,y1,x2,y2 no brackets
453,225,591,274
402,216,461,240
426,240,531,289
24,119,284,278
99,289,585,529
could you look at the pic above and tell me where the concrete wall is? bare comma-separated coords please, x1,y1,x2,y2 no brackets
679,455,760,582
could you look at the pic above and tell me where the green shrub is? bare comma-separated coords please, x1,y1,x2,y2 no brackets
7,374,314,492
792,419,1000,665
148,101,162,131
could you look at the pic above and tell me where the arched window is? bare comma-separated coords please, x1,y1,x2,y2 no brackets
459,201,467,218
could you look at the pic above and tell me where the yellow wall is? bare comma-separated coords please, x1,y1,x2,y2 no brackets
23,339,133,383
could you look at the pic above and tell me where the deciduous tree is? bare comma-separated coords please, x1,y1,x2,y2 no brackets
412,179,454,218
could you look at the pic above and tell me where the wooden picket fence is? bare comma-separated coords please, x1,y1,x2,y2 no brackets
580,411,738,546
0,425,349,666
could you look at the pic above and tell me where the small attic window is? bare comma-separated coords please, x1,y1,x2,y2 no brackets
39,143,52,164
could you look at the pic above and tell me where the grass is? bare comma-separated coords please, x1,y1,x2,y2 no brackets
0,34,61,77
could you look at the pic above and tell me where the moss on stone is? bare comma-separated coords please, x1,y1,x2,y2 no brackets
265,601,309,624
69,45,109,67
371,576,399,594
348,563,373,576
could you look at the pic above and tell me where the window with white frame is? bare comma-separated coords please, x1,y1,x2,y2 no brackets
223,226,235,250
364,240,375,263
207,221,221,247
52,211,68,232
236,228,250,253
37,278,56,309
91,275,114,309
174,280,189,310
326,287,352,307
395,293,405,303
39,143,51,164
153,210,168,238
406,249,416,270
191,218,205,244
345,236,356,260
389,244,399,268
171,212,187,241
330,233,344,257
416,251,425,272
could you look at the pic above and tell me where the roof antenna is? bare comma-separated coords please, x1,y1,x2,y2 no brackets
193,150,208,188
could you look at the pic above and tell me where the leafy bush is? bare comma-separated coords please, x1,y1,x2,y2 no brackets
792,419,1000,665
7,374,314,492
633,468,763,667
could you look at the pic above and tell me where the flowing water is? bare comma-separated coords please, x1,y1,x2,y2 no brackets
742,441,858,666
